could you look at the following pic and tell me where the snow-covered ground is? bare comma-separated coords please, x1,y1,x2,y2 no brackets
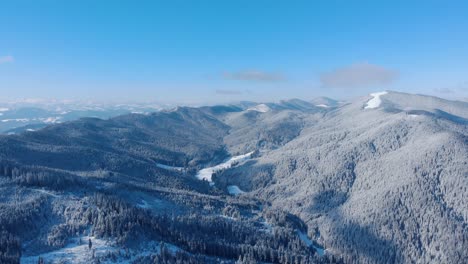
196,152,254,183
227,185,245,195
316,104,329,108
21,235,115,264
137,199,151,209
1,118,29,122
42,116,61,123
364,91,388,109
32,188,61,198
259,221,273,234
22,235,182,264
156,163,184,172
0,117,61,123
247,104,270,113
297,231,326,256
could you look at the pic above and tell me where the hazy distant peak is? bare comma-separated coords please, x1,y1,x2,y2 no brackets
310,97,340,108
315,104,330,108
279,98,311,105
278,98,318,111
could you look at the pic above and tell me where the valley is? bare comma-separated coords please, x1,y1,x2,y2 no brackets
0,91,466,263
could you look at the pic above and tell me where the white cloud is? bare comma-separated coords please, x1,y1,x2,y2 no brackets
320,62,398,88
223,70,284,82
0,55,14,64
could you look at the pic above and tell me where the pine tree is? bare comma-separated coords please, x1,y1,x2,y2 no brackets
88,238,93,250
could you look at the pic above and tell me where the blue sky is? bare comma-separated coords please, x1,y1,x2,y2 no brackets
1,0,467,103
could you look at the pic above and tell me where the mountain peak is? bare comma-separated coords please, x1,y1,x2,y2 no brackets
247,103,271,113
362,91,468,120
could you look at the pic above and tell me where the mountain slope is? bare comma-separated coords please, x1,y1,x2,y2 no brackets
0,107,231,194
0,105,332,264
216,91,468,263
0,91,466,263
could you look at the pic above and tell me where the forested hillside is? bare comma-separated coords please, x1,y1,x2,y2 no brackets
216,92,468,263
0,92,466,263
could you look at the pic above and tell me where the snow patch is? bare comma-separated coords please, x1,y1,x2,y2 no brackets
259,221,273,233
21,235,115,264
156,163,184,172
364,91,388,109
33,188,60,198
22,236,181,264
1,118,29,122
137,199,151,209
41,116,61,123
196,152,254,184
227,185,245,195
1,117,62,124
316,104,329,108
247,104,270,113
297,231,326,256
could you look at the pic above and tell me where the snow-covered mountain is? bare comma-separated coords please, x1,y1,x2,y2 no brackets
0,91,466,264
0,102,166,134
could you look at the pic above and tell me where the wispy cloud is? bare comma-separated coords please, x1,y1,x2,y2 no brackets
320,62,398,88
215,89,244,95
0,55,14,64
223,70,285,82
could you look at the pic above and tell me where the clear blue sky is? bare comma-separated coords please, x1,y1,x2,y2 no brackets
1,0,467,103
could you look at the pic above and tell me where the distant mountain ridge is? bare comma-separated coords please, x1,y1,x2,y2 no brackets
0,97,340,134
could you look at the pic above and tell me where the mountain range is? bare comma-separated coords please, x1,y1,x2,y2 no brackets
0,91,466,264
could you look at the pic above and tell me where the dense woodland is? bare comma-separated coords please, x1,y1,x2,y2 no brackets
0,157,333,263
0,93,467,263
